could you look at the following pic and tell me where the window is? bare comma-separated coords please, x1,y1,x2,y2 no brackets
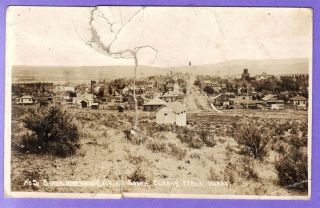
164,113,167,116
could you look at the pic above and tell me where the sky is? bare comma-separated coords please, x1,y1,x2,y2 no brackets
7,6,312,67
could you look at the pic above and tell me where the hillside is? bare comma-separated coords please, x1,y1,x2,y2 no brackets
12,58,309,83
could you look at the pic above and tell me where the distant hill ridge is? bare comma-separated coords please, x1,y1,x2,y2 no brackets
12,58,309,82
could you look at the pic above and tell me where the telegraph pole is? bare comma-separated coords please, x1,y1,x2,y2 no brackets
247,82,249,110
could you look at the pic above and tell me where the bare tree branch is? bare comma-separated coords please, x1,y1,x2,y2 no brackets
82,6,158,131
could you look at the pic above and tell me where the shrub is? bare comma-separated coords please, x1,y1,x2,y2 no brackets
147,141,167,153
275,126,285,136
275,144,286,154
128,166,147,182
275,121,291,135
21,133,42,153
176,127,192,142
290,127,298,135
189,135,204,149
208,168,222,181
235,123,270,159
199,130,216,147
275,147,308,192
176,127,204,149
203,86,214,95
238,157,259,181
168,143,187,160
21,105,79,157
230,122,238,135
300,122,308,138
16,170,42,191
12,105,28,120
127,155,145,165
149,132,167,140
190,153,201,160
290,135,308,148
124,129,145,145
223,162,236,184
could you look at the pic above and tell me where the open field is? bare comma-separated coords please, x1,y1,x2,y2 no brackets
10,106,308,196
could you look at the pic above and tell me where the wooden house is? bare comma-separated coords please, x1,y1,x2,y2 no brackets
143,97,167,111
290,95,308,110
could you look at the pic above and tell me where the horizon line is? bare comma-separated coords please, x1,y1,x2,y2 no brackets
11,57,309,69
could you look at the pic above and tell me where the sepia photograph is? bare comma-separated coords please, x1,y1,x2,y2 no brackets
5,6,312,199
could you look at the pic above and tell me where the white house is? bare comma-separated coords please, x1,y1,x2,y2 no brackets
16,95,34,105
155,101,187,126
290,95,308,110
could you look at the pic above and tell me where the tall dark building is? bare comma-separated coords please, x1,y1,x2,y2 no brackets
241,68,250,81
90,80,97,93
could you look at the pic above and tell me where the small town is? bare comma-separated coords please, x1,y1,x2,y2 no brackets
11,67,309,196
12,68,309,127
8,6,310,198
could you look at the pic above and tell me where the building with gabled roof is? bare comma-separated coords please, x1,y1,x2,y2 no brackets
137,95,150,107
143,97,167,111
290,95,308,110
155,101,187,126
72,93,96,108
209,93,231,107
261,94,277,105
159,91,183,102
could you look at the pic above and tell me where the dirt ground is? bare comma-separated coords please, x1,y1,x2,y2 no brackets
10,106,308,197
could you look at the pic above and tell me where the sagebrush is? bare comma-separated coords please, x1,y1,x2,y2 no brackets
235,123,270,159
275,147,308,192
21,105,79,157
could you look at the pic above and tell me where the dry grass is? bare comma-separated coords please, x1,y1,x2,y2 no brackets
10,106,308,196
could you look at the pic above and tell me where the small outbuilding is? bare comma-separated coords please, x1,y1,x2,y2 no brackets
269,100,285,110
155,101,187,126
266,100,285,109
91,103,99,109
16,95,34,105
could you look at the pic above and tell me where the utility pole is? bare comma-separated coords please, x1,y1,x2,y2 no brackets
189,61,192,95
247,83,249,110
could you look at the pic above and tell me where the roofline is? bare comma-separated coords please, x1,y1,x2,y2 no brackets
154,105,167,113
143,103,166,106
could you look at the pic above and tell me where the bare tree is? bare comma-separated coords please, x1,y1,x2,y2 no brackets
75,7,158,130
